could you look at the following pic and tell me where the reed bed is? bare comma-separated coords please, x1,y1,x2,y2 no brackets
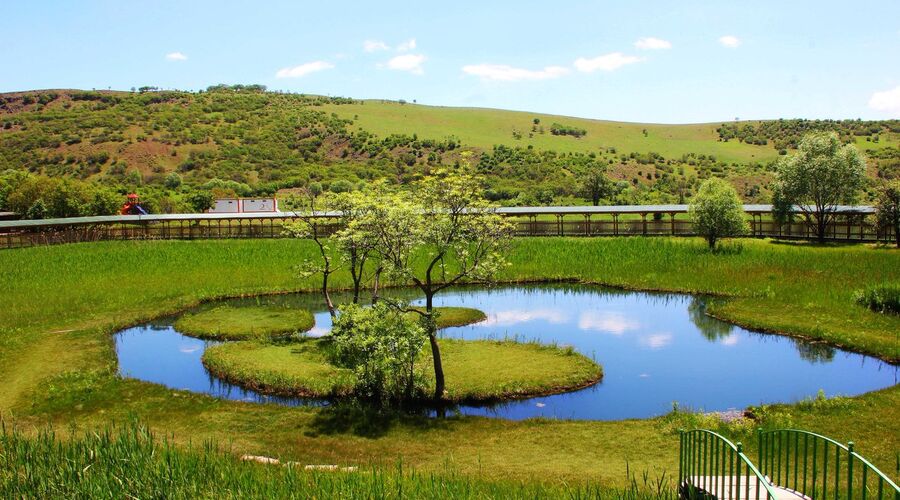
0,421,676,499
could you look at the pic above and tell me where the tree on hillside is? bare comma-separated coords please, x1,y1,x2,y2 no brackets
689,178,748,249
874,180,900,247
187,191,214,213
579,164,614,206
772,132,866,242
362,167,513,400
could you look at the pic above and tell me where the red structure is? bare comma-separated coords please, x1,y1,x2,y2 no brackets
120,193,148,215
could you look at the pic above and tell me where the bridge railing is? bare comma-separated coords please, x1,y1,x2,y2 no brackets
679,429,778,499
758,429,900,500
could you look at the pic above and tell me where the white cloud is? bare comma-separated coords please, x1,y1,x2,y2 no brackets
635,37,672,50
478,309,568,327
462,64,569,82
640,333,673,349
720,334,739,346
386,53,426,75
363,39,390,52
574,52,642,73
165,52,187,61
577,311,640,335
396,38,417,52
718,35,741,48
868,85,900,116
275,61,334,78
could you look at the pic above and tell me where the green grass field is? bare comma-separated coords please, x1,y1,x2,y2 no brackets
203,338,602,401
323,100,781,164
0,237,897,491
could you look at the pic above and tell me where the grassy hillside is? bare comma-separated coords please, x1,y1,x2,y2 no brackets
0,87,897,216
322,101,780,164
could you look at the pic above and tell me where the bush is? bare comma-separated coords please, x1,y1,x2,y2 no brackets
549,122,587,138
689,178,748,249
854,284,900,315
164,172,183,189
328,303,428,403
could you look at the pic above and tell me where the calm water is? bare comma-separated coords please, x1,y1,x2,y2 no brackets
114,284,898,420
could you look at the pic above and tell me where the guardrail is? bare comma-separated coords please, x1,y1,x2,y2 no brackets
679,429,778,499
0,205,894,250
758,429,900,500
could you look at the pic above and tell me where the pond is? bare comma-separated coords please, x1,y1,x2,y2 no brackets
114,284,897,420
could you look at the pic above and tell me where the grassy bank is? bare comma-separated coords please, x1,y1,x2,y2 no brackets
174,305,315,340
202,338,602,402
0,237,897,488
0,422,674,499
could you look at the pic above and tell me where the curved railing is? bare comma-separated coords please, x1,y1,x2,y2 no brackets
679,429,778,499
758,429,900,500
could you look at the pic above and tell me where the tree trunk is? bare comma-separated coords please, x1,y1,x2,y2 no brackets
425,293,445,400
816,211,827,243
322,272,336,318
371,267,382,304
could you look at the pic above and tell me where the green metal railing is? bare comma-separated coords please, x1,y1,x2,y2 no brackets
758,429,900,500
679,429,778,499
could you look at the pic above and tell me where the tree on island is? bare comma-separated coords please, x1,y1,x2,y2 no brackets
297,166,513,401
689,178,748,250
362,167,513,400
771,132,866,242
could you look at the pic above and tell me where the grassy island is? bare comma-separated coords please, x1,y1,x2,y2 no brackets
173,305,315,340
203,337,601,402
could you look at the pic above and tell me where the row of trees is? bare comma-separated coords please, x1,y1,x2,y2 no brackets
690,132,899,248
286,164,513,402
0,170,215,219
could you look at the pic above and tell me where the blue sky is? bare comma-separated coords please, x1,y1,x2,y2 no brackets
4,0,899,123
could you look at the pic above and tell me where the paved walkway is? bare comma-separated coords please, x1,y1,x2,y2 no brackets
685,476,809,500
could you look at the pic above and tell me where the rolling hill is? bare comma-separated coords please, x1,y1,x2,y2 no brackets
0,87,897,217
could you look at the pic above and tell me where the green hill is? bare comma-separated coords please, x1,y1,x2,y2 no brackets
322,100,780,164
0,87,897,217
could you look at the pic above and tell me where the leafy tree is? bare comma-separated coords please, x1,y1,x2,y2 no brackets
689,177,748,249
772,132,866,242
874,180,900,247
362,167,513,400
328,303,427,403
285,212,340,318
330,190,383,304
26,199,48,219
579,165,614,206
164,172,183,189
534,188,555,206
329,179,353,193
187,191,214,212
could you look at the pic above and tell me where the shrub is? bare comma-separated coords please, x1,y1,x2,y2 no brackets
689,178,748,249
328,303,428,403
854,284,900,315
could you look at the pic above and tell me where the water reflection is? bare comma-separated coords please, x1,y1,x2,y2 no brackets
114,284,898,421
688,298,734,341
